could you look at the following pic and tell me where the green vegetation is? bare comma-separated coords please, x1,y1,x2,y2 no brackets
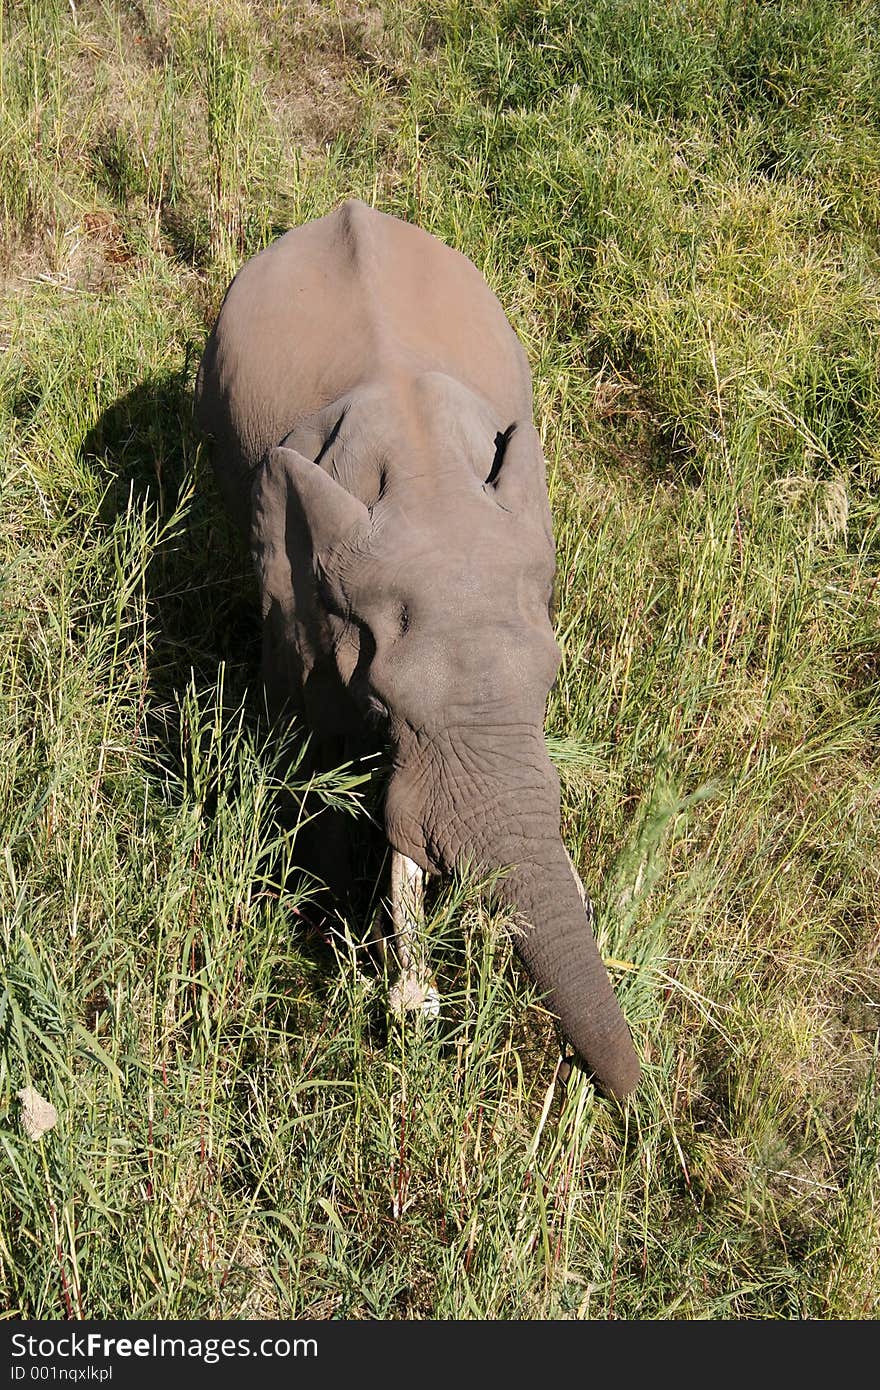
1,0,878,1318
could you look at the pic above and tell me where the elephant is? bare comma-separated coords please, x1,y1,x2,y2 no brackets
194,199,640,1100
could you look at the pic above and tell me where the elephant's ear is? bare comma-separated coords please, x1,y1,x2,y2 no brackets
485,420,547,515
255,445,371,561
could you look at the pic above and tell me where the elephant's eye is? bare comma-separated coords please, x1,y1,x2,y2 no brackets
316,567,348,618
398,603,410,636
548,578,558,624
364,694,390,729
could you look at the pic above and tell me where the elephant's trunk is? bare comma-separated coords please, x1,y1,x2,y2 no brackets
385,726,640,1100
490,842,640,1100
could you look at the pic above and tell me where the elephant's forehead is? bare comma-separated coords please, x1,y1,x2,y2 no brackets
362,501,550,576
353,533,550,602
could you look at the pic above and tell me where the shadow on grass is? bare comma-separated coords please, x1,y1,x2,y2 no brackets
78,368,386,987
80,364,259,714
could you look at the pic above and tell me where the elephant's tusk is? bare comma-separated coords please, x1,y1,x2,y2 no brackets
387,851,440,1018
564,845,592,922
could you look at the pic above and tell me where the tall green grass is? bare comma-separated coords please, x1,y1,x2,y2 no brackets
1,0,878,1318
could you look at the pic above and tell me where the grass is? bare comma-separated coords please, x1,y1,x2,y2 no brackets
1,0,878,1319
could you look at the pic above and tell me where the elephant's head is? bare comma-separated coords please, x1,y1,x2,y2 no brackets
254,406,639,1100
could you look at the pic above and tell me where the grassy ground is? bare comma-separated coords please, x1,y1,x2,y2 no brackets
1,0,878,1319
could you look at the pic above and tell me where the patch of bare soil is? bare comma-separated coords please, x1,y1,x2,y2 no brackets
258,2,398,151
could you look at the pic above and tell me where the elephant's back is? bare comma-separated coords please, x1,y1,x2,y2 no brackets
194,202,532,522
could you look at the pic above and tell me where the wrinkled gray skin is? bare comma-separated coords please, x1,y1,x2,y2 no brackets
194,200,639,1099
